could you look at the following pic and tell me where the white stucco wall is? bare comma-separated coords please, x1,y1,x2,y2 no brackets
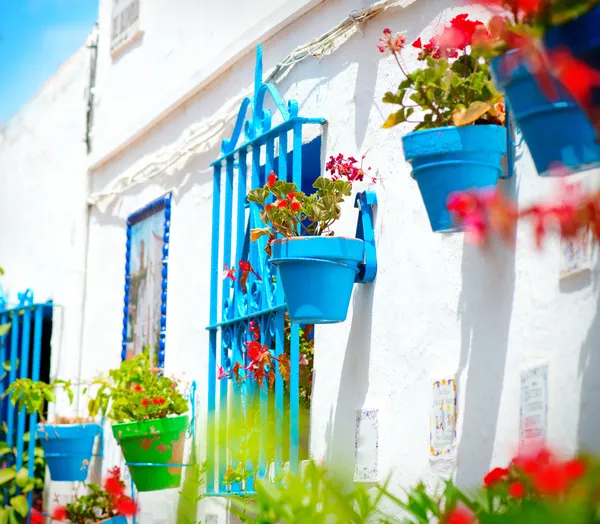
0,46,90,391
2,0,599,522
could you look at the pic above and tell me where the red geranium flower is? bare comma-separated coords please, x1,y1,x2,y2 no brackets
412,37,422,49
509,481,526,498
290,200,302,212
52,506,68,521
141,398,149,407
483,467,509,487
132,384,143,392
564,458,586,481
116,496,138,516
105,475,125,497
446,505,475,524
267,172,277,187
152,397,166,405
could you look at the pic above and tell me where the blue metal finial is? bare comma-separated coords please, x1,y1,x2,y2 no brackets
17,289,34,307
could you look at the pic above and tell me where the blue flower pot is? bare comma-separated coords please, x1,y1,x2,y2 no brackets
99,517,128,523
544,5,600,107
37,423,101,482
490,51,600,176
270,237,364,324
402,125,506,232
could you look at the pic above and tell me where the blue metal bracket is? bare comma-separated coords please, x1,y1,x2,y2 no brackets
17,289,34,307
501,110,516,180
354,190,377,283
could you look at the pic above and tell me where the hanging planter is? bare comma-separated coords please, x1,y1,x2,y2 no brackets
378,17,508,232
490,51,600,176
270,237,365,323
248,157,377,325
38,422,101,482
112,414,188,492
402,125,506,232
99,518,128,524
544,4,600,82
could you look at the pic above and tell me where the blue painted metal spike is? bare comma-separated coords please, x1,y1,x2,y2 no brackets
17,289,34,307
354,191,378,283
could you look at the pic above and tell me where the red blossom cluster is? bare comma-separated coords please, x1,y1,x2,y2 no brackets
223,260,261,292
445,447,588,523
325,153,374,183
52,467,137,521
412,14,488,59
448,180,600,248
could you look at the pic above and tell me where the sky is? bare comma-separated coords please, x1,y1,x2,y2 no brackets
0,0,98,124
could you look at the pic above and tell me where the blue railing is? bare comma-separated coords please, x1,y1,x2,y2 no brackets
0,289,51,518
206,44,326,495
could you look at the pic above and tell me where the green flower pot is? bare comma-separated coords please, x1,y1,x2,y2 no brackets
112,414,188,492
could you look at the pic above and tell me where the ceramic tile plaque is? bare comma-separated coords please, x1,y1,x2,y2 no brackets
519,364,548,452
430,378,457,456
354,408,378,482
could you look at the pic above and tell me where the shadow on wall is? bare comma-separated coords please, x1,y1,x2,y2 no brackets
323,282,376,482
577,256,600,453
454,176,518,488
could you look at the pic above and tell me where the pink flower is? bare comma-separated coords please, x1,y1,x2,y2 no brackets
222,263,236,281
378,28,406,54
300,354,309,366
217,366,229,380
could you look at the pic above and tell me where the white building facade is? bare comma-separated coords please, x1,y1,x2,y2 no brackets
1,0,599,522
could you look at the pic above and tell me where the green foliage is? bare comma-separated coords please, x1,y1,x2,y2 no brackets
4,379,73,420
90,354,188,424
247,175,352,244
382,53,503,131
230,460,389,523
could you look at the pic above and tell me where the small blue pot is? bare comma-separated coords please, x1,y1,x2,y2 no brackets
402,125,506,232
37,423,101,482
491,51,600,176
99,517,128,524
270,237,364,324
544,5,600,107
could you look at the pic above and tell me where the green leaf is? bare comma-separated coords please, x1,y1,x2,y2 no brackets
14,468,28,488
9,496,28,518
0,508,7,524
7,508,19,524
43,388,56,405
250,228,270,242
382,109,406,128
0,468,16,486
0,324,11,338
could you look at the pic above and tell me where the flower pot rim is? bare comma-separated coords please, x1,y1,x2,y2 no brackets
272,236,363,244
404,123,505,138
38,422,100,428
112,413,189,439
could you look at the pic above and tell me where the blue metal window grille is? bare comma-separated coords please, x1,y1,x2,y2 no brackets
0,289,52,516
122,193,171,369
206,45,326,495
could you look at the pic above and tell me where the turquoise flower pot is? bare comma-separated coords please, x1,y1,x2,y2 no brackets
37,423,101,482
402,125,506,232
270,237,364,324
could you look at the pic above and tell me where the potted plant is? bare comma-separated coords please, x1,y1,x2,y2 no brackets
51,466,137,523
480,0,600,176
5,379,101,482
379,15,507,232
247,155,372,324
93,354,189,492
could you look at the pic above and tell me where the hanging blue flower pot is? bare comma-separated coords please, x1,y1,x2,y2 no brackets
490,51,600,176
37,423,101,481
99,517,128,524
270,237,364,324
544,5,600,107
402,125,506,232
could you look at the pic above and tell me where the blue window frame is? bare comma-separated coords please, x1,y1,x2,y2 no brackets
122,194,171,369
206,45,326,494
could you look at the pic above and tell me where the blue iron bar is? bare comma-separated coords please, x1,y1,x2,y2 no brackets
210,116,326,167
205,304,287,331
207,163,222,493
6,310,19,451
26,307,43,514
